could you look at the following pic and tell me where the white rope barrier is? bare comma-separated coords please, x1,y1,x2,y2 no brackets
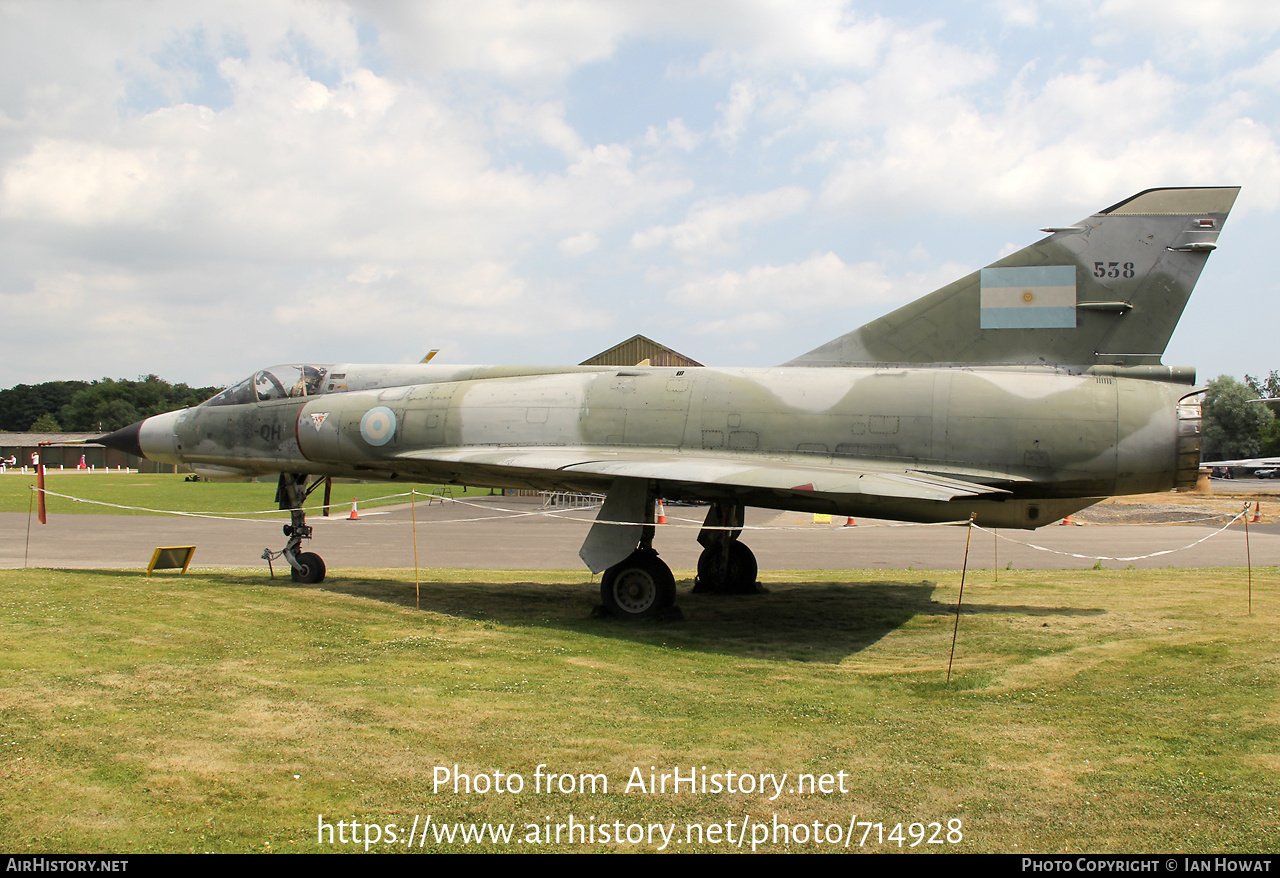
26,485,971,531
971,506,1251,562
25,486,1262,562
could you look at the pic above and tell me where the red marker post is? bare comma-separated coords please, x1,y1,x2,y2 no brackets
35,450,46,524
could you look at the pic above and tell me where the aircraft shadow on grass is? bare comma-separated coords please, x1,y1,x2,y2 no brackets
273,573,1105,663
68,568,1107,663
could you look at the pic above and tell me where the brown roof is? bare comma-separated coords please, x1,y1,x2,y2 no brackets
580,334,703,367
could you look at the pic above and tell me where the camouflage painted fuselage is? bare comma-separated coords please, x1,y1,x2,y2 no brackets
139,362,1199,529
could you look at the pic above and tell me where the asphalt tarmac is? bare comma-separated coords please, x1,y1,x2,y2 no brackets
4,493,1278,573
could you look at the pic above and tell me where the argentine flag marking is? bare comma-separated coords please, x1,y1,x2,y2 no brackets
980,266,1076,329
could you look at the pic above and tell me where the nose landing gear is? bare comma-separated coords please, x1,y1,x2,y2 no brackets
262,473,328,584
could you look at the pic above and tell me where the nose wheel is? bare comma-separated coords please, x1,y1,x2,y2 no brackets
290,551,326,584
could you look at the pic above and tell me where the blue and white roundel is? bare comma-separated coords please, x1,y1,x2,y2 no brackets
360,406,397,446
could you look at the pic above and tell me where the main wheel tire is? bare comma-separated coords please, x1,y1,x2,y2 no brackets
601,551,676,619
291,552,326,584
695,542,757,593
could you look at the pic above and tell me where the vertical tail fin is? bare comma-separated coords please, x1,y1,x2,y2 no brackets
786,187,1240,370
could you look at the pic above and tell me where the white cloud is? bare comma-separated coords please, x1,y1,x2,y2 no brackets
632,186,809,258
1233,47,1280,92
713,80,756,148
493,99,585,157
273,260,611,346
1089,0,1280,57
803,25,997,134
643,118,703,152
666,252,970,312
558,231,599,255
689,1,891,72
3,140,163,225
359,0,631,81
693,310,783,336
1,1,1278,384
361,0,896,83
993,0,1039,28
816,53,1280,219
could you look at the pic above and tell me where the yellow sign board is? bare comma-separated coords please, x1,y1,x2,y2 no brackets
147,546,196,576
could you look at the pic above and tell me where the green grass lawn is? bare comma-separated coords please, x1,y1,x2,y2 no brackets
0,472,498,517
1,565,1276,853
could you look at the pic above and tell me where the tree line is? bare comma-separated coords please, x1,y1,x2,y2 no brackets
1200,373,1277,461
0,376,223,433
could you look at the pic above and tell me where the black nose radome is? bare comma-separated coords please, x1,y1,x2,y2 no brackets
96,419,145,458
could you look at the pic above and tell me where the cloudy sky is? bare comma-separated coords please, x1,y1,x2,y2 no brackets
2,0,1277,391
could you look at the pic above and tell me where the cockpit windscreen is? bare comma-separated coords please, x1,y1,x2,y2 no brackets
203,364,333,407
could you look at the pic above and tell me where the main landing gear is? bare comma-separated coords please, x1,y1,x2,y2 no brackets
693,500,759,594
598,489,678,619
596,496,760,620
600,549,677,619
262,473,328,584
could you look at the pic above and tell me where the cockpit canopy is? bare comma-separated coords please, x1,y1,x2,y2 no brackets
203,364,334,407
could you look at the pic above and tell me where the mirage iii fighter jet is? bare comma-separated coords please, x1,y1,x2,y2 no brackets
99,186,1239,618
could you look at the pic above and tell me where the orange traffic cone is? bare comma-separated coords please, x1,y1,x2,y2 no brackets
655,499,667,525
843,516,856,526
348,498,360,520
1252,502,1261,523
1060,515,1073,526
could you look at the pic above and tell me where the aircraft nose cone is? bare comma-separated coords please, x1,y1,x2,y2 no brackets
95,419,144,458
